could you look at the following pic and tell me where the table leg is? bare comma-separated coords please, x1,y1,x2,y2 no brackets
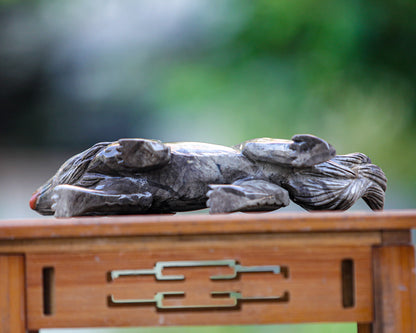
0,255,26,333
373,245,416,333
357,323,372,333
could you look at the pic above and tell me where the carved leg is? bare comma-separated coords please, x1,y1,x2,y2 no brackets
207,179,289,213
93,138,171,172
0,255,26,333
241,134,336,167
51,184,152,217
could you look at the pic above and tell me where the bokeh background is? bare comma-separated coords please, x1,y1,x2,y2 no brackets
1,0,415,332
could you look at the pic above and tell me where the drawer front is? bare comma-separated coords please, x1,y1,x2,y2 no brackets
26,241,373,329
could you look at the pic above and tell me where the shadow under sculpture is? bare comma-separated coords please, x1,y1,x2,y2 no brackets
30,134,387,217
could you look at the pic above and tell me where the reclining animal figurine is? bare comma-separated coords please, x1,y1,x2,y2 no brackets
30,134,387,217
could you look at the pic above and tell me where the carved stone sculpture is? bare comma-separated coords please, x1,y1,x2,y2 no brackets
30,135,387,217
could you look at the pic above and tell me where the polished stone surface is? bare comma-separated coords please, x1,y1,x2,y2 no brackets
30,135,387,217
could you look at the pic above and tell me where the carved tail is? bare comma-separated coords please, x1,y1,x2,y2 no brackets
355,162,387,210
285,153,387,211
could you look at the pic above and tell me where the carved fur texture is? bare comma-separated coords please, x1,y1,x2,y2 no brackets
30,135,387,217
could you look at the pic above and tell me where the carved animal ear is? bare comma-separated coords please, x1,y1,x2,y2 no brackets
289,134,336,167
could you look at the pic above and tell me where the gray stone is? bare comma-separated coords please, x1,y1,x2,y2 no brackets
30,134,387,217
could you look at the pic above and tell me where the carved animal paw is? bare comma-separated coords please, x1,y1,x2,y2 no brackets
117,139,171,170
290,134,336,167
207,180,290,214
51,184,87,218
206,185,248,214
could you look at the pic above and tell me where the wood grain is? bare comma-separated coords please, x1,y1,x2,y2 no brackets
1,211,416,330
373,245,416,333
26,243,373,329
0,231,381,254
381,230,412,245
0,210,416,240
0,255,26,333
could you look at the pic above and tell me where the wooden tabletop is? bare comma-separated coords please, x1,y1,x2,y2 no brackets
0,210,415,240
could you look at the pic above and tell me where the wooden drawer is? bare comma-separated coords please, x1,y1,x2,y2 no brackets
26,238,373,329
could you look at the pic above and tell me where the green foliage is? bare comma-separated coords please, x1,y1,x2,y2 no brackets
44,323,357,333
1,0,415,198
146,0,416,187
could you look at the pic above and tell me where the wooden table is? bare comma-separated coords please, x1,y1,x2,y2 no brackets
1,210,416,333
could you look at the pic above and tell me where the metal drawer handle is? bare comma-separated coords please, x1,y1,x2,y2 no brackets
109,259,287,281
109,290,289,310
108,259,289,310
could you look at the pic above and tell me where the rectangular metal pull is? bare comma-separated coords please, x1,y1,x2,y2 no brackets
109,291,289,310
110,259,286,281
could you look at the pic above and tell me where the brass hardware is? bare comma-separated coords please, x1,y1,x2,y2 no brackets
108,259,289,310
109,291,289,310
110,259,284,281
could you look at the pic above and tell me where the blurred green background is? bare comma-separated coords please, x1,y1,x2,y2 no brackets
1,0,415,332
